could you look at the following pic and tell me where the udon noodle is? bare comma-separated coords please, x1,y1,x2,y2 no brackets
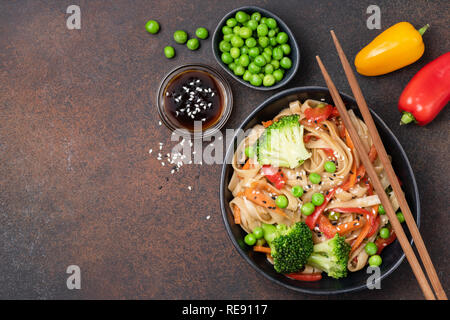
228,99,400,278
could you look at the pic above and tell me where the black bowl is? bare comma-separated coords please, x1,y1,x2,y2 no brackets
212,6,300,91
220,87,420,294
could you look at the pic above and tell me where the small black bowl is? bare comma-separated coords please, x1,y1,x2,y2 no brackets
220,87,420,294
212,6,300,91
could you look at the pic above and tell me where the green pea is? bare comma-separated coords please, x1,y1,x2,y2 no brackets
273,69,284,81
256,24,268,37
328,211,340,221
223,34,234,42
164,46,175,59
248,47,260,58
260,17,267,25
247,19,258,31
268,29,276,37
253,227,264,239
248,62,261,74
264,47,272,56
263,74,275,86
228,62,236,71
173,30,188,44
254,55,266,67
221,52,233,64
226,18,237,28
256,238,266,246
272,47,284,60
195,27,208,39
222,26,232,35
250,74,262,86
265,18,277,29
258,36,269,48
270,60,280,70
244,233,256,246
378,205,386,215
275,195,288,208
264,64,274,74
186,38,199,50
291,185,304,197
243,70,252,82
301,202,315,216
309,172,321,184
368,255,382,267
235,11,249,23
365,242,378,256
280,56,292,69
230,47,240,59
262,52,271,64
245,146,254,158
258,73,265,80
379,227,390,239
239,27,252,39
311,193,325,206
239,54,250,67
251,12,261,22
281,43,291,55
234,65,245,76
145,20,160,34
219,40,231,52
324,161,337,173
396,212,405,223
242,46,250,55
245,37,257,48
276,31,289,44
269,37,277,47
231,35,244,48
233,26,241,35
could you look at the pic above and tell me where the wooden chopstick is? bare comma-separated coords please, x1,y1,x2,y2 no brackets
315,55,436,300
329,30,447,301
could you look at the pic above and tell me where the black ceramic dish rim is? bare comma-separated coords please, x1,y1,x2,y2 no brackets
212,6,300,91
219,86,420,295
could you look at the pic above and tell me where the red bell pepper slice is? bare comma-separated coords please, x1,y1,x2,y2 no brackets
321,148,337,160
304,104,333,123
375,229,397,255
305,188,337,229
285,272,323,282
261,165,287,189
318,215,337,238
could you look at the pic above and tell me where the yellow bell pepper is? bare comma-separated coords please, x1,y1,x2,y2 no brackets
355,22,429,76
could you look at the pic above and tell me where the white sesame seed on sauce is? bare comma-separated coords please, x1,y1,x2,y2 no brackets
206,215,211,220
158,121,162,126
149,149,152,154
188,186,192,190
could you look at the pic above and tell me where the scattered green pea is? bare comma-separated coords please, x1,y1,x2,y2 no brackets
378,205,386,215
291,185,304,197
397,212,405,223
368,255,382,267
311,193,325,206
145,20,160,34
324,161,337,173
173,30,188,44
301,202,315,216
253,227,264,239
365,242,378,256
164,46,175,59
195,27,209,39
244,233,256,246
275,195,288,208
309,172,321,184
379,227,390,239
186,38,199,50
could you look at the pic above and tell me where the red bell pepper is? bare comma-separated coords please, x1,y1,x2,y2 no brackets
399,52,450,125
305,188,337,229
285,272,323,282
261,165,287,189
322,148,337,160
304,104,333,123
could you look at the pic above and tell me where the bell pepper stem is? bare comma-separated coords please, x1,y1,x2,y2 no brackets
400,112,416,125
418,24,430,36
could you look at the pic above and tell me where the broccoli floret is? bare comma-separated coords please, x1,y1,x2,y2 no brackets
256,115,311,169
307,234,351,279
262,222,314,274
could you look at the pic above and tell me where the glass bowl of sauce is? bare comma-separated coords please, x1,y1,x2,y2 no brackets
157,64,233,139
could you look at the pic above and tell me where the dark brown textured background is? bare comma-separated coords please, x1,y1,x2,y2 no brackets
0,0,448,299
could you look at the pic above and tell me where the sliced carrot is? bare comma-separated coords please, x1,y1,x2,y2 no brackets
336,219,364,235
253,246,271,254
340,161,357,191
344,128,355,150
262,120,273,128
244,187,291,220
350,217,370,253
233,205,241,225
368,144,377,162
242,158,253,170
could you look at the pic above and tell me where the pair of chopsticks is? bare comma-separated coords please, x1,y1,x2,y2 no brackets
316,31,447,300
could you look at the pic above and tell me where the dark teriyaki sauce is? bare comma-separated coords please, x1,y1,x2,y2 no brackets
163,70,224,131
